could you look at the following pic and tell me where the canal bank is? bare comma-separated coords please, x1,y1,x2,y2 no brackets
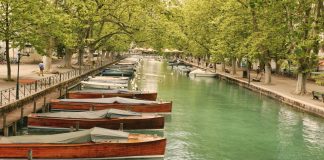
182,60,324,118
137,59,324,160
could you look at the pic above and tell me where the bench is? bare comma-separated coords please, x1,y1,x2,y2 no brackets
312,91,324,102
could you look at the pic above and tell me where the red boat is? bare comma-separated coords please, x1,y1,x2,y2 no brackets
68,89,157,101
28,109,164,130
0,127,166,159
51,97,172,113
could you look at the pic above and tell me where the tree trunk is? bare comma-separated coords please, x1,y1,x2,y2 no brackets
43,38,54,72
64,48,73,68
264,62,271,84
221,61,225,72
237,58,242,69
88,47,95,66
295,73,307,94
231,58,236,75
275,60,280,74
5,2,11,81
5,39,11,80
78,46,84,65
43,56,52,73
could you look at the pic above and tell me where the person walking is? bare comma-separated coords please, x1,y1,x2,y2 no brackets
39,61,44,76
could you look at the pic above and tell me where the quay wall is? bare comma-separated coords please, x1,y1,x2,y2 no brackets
184,61,324,118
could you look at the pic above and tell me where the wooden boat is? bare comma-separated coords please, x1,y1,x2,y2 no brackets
81,81,128,89
0,127,166,159
189,69,217,77
68,89,158,100
28,109,164,130
50,97,172,113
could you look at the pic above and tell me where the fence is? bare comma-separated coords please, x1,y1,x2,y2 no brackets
0,62,108,106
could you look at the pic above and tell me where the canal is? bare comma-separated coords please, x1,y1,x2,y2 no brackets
135,59,324,160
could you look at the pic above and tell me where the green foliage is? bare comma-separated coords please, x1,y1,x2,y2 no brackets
0,0,322,78
313,74,324,86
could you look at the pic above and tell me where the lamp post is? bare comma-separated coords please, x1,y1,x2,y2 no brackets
16,43,32,100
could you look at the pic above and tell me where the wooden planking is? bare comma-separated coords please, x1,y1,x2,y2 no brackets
51,102,172,113
28,115,165,130
68,92,158,101
0,137,166,159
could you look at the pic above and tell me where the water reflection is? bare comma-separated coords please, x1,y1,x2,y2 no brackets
302,116,324,148
140,58,324,160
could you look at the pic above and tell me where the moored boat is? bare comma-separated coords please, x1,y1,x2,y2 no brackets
68,89,158,100
28,109,164,130
81,81,128,89
89,76,129,84
0,127,166,159
50,97,172,113
189,69,217,77
101,68,134,77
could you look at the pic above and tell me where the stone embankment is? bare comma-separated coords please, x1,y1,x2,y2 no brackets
184,60,324,118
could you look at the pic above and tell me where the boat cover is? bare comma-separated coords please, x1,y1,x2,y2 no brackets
59,97,157,104
89,77,129,84
69,89,143,94
81,81,128,87
91,76,129,80
35,109,141,119
0,127,129,144
189,69,216,75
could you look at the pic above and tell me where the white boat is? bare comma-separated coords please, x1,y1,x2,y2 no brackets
177,66,192,73
81,81,128,89
89,76,129,84
189,69,217,77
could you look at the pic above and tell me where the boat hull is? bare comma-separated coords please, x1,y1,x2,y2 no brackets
28,115,165,130
189,73,217,77
68,92,158,101
0,139,166,159
50,102,172,113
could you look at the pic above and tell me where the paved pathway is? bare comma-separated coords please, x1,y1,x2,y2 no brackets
0,61,73,90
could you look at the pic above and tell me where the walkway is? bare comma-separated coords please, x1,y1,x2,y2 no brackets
0,61,72,90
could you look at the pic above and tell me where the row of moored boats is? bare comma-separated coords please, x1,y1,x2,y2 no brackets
0,57,171,159
168,59,217,77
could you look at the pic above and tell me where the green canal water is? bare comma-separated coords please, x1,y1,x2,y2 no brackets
135,59,324,160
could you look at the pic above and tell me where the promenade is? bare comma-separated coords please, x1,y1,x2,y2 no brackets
0,61,73,90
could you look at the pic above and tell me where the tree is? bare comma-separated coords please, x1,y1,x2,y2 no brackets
286,0,323,94
0,0,42,80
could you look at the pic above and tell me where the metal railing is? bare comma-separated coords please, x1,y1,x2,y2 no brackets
0,62,109,106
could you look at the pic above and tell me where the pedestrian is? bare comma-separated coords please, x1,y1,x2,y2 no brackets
39,61,44,76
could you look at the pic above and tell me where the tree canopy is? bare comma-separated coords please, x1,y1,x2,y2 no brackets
0,0,322,93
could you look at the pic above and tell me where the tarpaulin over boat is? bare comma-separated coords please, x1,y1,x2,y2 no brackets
189,69,214,74
59,97,157,104
35,109,141,119
88,77,129,84
69,89,142,94
81,82,128,91
90,76,130,80
0,127,129,144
